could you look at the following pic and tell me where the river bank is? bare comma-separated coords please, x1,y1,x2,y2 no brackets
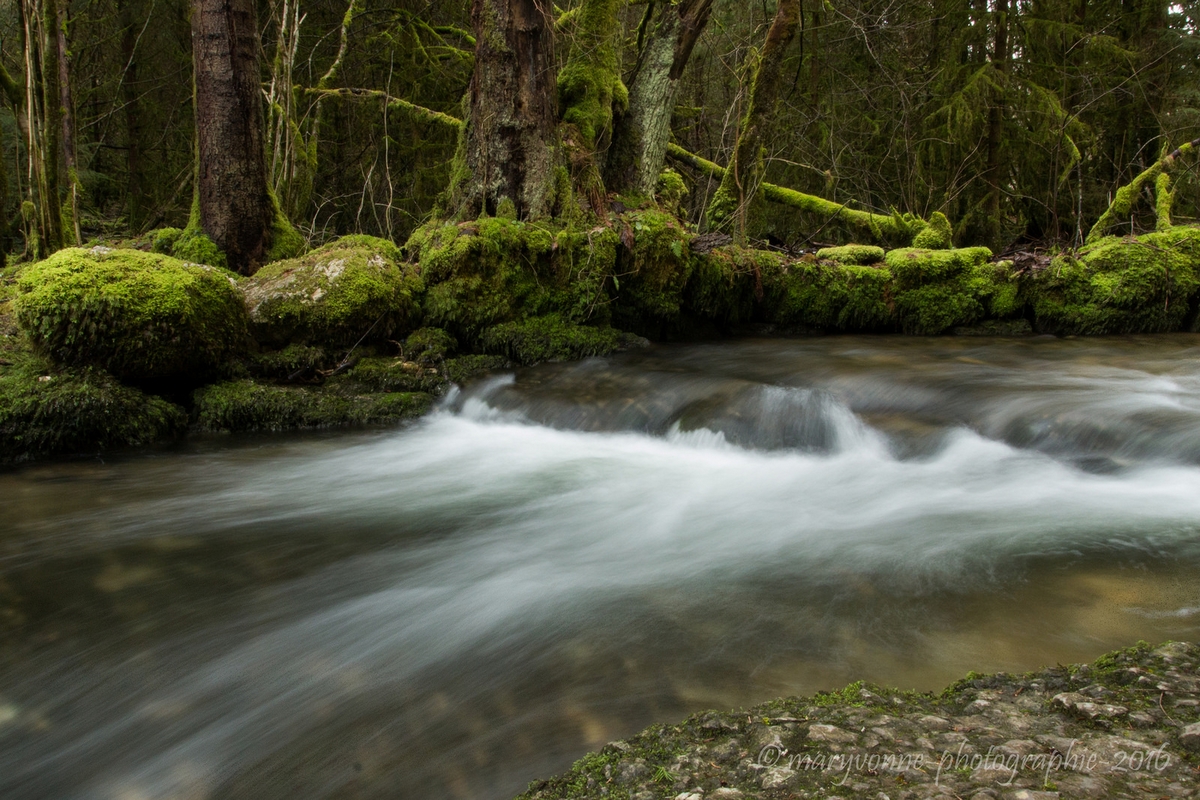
519,642,1200,800
3,222,1200,466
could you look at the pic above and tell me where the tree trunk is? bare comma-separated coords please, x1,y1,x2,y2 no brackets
119,0,142,232
706,0,801,239
191,0,273,274
982,0,1009,247
451,0,558,221
35,0,63,253
607,0,714,197
56,1,80,245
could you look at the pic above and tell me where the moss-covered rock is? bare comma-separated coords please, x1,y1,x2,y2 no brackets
1030,227,1200,335
325,357,448,395
245,344,333,380
612,210,697,333
479,314,646,366
815,244,885,266
0,347,186,464
241,235,421,348
404,327,457,364
762,256,893,331
15,247,249,383
191,378,431,433
885,246,1007,334
682,248,764,329
444,354,511,384
410,217,618,340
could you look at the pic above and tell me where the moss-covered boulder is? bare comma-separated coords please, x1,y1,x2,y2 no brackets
1030,227,1200,335
191,379,431,433
242,235,421,347
325,357,448,395
14,247,249,383
610,210,696,332
479,314,646,365
815,244,885,266
885,246,1015,334
410,217,618,341
911,210,954,249
762,256,893,331
404,327,457,364
0,348,186,464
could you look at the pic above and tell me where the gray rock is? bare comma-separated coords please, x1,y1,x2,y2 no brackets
807,723,858,744
1180,721,1200,752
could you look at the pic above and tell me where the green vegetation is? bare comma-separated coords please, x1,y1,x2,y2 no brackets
242,235,421,347
14,247,248,384
0,345,186,465
815,244,885,266
192,379,431,432
480,313,644,365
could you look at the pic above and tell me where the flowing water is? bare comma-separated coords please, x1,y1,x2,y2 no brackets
3,335,1200,799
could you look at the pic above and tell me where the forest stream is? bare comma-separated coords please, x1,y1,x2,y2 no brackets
2,334,1200,799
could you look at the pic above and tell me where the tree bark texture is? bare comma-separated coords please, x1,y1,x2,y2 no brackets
607,0,713,196
56,1,80,245
707,0,801,237
982,0,1009,247
192,0,273,274
454,0,558,220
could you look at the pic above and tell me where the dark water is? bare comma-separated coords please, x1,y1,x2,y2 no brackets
2,335,1200,799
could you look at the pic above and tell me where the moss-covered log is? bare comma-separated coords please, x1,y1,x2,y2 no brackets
1087,138,1200,243
668,144,926,245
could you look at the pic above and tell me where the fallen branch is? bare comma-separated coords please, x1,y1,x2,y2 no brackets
299,87,462,130
666,143,925,244
1087,137,1200,243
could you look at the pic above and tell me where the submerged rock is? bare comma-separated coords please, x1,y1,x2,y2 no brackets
14,247,248,384
242,235,421,347
518,642,1200,800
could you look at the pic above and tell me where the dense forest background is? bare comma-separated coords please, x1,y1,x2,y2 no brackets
1,0,1197,265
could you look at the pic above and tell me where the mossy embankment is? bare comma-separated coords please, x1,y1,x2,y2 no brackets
4,215,1200,466
519,641,1200,800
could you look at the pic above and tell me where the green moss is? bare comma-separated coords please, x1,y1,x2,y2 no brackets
246,344,332,379
150,227,184,255
655,169,688,214
172,228,228,270
479,314,643,366
405,327,457,363
557,0,625,151
191,379,431,433
816,244,886,266
410,217,616,341
15,247,249,384
325,357,447,395
762,256,893,331
884,246,1004,334
444,354,510,384
265,196,305,263
911,211,953,249
0,346,186,464
1030,227,1200,335
242,235,421,347
613,210,696,330
683,247,766,327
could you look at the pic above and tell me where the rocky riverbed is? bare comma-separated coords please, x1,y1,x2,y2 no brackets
519,642,1200,800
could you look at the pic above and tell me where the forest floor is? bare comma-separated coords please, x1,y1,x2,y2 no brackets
518,642,1200,800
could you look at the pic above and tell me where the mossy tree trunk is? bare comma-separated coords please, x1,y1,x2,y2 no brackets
451,0,559,221
0,64,23,267
191,0,274,275
606,0,714,198
706,0,801,240
556,0,625,212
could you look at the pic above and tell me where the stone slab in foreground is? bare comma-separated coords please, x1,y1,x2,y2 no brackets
518,642,1200,800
